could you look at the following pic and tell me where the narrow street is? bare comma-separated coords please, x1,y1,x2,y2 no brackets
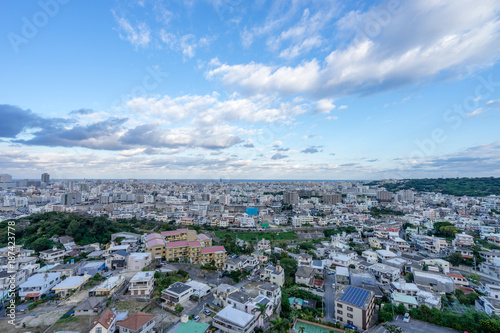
324,272,336,322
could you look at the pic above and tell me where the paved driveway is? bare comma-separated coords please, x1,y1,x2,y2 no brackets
369,317,459,333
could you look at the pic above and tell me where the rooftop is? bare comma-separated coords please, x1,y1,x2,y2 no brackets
20,273,61,288
130,271,155,282
174,320,210,333
117,311,155,330
214,305,255,328
393,292,419,306
164,282,193,295
338,286,373,309
52,275,89,290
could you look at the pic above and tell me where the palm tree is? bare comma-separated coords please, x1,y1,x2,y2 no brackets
256,302,268,328
270,317,290,333
298,326,305,333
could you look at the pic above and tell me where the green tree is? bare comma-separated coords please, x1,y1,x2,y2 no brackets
270,317,290,333
382,323,403,333
448,252,463,266
174,304,184,313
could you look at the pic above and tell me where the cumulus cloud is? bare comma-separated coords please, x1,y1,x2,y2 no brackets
0,104,66,138
207,1,500,98
271,153,288,160
301,146,322,154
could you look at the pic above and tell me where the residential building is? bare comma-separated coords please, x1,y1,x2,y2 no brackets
52,274,90,297
18,272,61,300
39,247,65,264
129,271,155,297
453,233,474,247
295,266,315,286
185,280,212,298
212,305,259,333
260,265,285,287
161,282,193,306
214,284,238,308
116,311,155,333
392,292,419,310
78,261,106,277
447,271,469,287
74,296,107,316
368,264,400,284
335,286,375,330
90,309,116,333
256,238,271,251
201,246,227,269
89,275,126,296
127,252,152,271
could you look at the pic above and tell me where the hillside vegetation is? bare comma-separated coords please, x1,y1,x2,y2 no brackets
369,177,500,196
0,212,156,252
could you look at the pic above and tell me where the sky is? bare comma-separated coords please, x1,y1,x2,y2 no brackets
1,0,500,180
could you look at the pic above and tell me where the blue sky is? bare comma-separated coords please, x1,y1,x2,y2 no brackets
1,0,500,180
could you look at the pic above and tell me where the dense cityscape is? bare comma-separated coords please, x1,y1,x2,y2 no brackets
3,0,500,333
1,174,500,333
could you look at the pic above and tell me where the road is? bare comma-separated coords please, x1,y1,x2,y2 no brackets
324,272,336,322
368,317,459,333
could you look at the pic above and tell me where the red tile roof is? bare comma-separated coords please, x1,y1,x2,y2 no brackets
202,246,225,253
117,311,155,331
166,240,189,248
189,241,201,247
162,229,188,236
94,309,116,329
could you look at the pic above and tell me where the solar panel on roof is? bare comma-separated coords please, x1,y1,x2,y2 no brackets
339,286,370,308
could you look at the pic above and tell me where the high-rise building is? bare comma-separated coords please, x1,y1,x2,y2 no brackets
376,190,393,203
0,174,12,182
323,193,343,205
283,191,299,205
41,173,50,184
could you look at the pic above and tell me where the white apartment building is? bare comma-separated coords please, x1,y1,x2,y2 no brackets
39,247,65,264
19,272,62,300
129,271,155,296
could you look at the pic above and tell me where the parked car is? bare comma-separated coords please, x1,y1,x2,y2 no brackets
344,324,358,331
403,313,410,323
193,316,200,321
316,288,324,292
204,310,211,316
241,287,246,291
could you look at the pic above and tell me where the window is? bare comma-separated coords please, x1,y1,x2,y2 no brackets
347,320,353,325
96,328,102,333
337,310,343,315
337,303,342,308
347,314,353,318
347,306,353,311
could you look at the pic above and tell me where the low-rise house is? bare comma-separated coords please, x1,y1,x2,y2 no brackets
105,250,129,270
368,263,400,284
390,281,420,296
227,291,251,312
50,262,82,277
212,305,258,333
129,271,155,297
447,271,469,287
256,238,271,251
18,272,61,300
251,251,268,264
476,296,500,316
161,282,193,306
39,247,65,264
260,265,285,287
127,252,152,271
414,270,455,294
392,292,419,310
52,274,90,297
89,275,126,296
329,253,354,267
376,249,398,261
258,282,281,313
335,286,375,330
295,266,314,287
185,280,211,298
74,296,107,316
214,284,238,308
90,308,116,333
78,261,106,277
116,311,155,333
336,266,350,285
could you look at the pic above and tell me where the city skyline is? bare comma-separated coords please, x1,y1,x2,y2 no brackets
1,0,500,180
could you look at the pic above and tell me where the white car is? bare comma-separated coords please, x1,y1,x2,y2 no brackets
403,313,410,323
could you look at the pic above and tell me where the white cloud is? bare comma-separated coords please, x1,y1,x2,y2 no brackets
465,108,486,118
160,30,215,60
208,1,500,98
114,15,151,48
